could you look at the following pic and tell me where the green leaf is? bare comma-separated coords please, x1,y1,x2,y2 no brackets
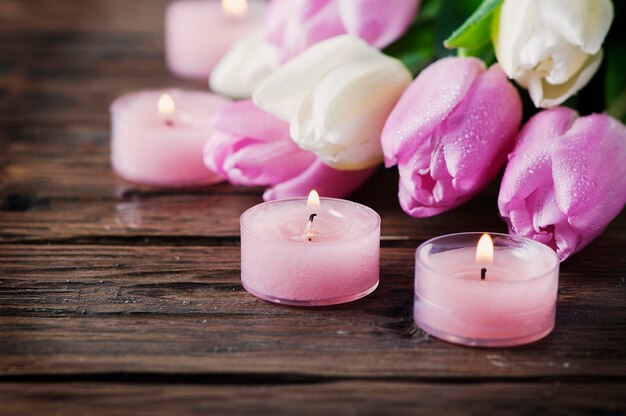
433,0,484,59
444,0,502,50
458,42,495,64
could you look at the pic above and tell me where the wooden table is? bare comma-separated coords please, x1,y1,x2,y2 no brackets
1,1,625,414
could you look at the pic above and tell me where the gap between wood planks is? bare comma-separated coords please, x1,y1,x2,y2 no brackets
0,236,419,248
1,372,625,386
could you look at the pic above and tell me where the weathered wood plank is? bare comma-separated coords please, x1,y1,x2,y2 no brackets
1,0,624,413
0,194,257,241
0,64,196,124
2,124,624,242
1,124,521,240
0,0,170,33
0,125,263,200
0,245,624,378
0,191,516,242
0,0,198,124
2,180,623,242
1,381,625,416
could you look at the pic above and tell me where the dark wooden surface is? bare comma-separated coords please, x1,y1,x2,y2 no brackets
1,1,625,414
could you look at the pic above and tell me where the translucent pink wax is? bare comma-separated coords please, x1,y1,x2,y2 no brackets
165,0,266,80
414,233,560,347
240,197,380,306
110,88,229,187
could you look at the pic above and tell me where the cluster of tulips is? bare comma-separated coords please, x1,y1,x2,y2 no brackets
202,0,626,260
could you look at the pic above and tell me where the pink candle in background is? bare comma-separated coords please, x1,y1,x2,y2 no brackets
240,190,380,306
110,88,230,187
414,232,560,347
165,0,266,80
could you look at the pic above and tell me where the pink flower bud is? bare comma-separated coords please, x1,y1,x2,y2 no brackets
265,0,419,61
204,100,375,201
499,107,626,260
381,57,522,217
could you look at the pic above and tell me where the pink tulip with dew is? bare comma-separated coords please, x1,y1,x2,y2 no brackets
381,57,522,217
499,107,626,260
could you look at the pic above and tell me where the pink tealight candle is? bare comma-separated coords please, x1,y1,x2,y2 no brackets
414,232,560,347
165,0,266,80
240,190,381,306
110,88,230,187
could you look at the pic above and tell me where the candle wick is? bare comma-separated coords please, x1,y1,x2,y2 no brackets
306,213,317,242
481,268,487,281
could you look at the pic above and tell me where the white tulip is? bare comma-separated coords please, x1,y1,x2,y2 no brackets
493,0,613,108
253,35,412,170
209,32,281,99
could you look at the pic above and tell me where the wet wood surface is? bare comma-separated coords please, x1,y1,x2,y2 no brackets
1,0,625,414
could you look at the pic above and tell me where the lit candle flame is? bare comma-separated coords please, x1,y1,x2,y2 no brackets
222,0,248,17
158,93,176,115
307,189,320,209
476,233,494,264
305,190,320,241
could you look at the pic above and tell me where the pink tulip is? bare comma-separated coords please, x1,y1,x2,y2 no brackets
264,0,419,61
204,100,376,200
499,107,626,260
381,57,522,217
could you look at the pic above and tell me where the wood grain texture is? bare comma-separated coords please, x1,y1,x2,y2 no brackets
1,125,520,241
1,0,625,413
0,245,624,378
0,0,170,33
1,381,625,416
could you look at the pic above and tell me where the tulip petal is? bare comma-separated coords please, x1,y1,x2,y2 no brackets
499,108,626,260
212,100,291,142
291,56,410,169
253,35,379,122
264,0,345,62
382,57,522,217
255,35,410,170
493,0,613,109
207,133,315,186
204,101,315,186
209,32,280,99
263,159,377,200
381,57,485,167
204,99,373,199
536,0,613,55
524,50,603,108
337,0,419,48
492,0,535,79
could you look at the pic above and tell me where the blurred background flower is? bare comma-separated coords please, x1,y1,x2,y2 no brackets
265,0,420,61
211,0,419,98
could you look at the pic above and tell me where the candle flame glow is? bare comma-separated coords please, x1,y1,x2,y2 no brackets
158,93,176,115
476,233,494,264
222,0,248,17
307,189,320,209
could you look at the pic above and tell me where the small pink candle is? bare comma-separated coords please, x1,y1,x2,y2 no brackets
165,0,266,80
110,88,229,187
414,233,560,347
240,190,380,306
